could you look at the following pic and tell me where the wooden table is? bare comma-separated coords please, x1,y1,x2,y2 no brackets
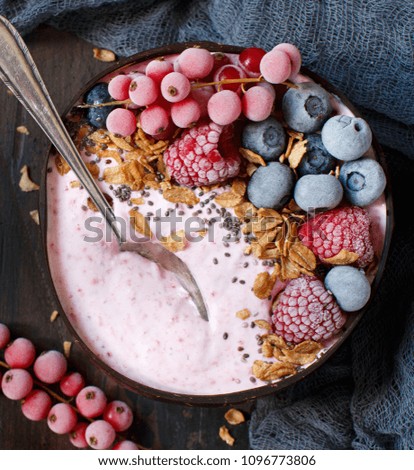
0,25,252,450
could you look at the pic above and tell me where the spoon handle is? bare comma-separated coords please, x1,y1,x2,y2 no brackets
0,16,123,242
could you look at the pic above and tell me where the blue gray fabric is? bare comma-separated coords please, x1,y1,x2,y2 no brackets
1,0,413,450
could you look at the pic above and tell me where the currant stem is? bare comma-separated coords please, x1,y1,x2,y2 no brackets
77,99,131,108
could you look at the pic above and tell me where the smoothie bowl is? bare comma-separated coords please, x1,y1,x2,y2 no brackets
40,42,392,405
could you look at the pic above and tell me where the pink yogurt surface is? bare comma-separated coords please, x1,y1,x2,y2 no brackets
46,59,387,396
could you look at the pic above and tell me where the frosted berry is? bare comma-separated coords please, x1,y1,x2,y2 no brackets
86,420,116,450
297,133,337,177
339,157,386,207
272,275,346,343
241,116,286,162
298,206,374,267
113,440,139,450
140,105,170,136
60,372,85,397
282,82,332,133
48,403,77,434
145,59,174,83
108,75,132,101
260,49,291,84
178,47,214,79
1,369,33,400
4,337,35,369
171,97,201,128
190,85,215,118
128,75,159,106
213,64,246,93
164,122,241,187
0,323,10,349
294,174,343,212
325,266,371,312
239,47,266,77
21,389,52,421
208,90,241,125
161,72,191,103
69,422,89,449
321,115,372,162
103,400,133,432
106,108,137,137
241,85,274,122
273,43,302,79
247,162,295,210
76,385,107,418
34,350,67,384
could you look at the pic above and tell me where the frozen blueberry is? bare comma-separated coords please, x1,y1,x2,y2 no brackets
325,266,371,312
321,115,372,161
241,117,286,162
84,82,115,129
282,82,332,133
339,157,386,207
297,133,337,177
247,162,295,209
294,174,343,211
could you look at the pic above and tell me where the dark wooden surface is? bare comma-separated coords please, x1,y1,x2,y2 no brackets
0,26,253,450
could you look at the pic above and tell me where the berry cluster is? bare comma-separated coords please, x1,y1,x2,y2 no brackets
0,324,138,450
84,44,302,138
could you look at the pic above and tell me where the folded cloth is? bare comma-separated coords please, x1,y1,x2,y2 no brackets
1,0,413,449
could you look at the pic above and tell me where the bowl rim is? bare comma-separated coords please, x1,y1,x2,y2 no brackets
38,41,394,406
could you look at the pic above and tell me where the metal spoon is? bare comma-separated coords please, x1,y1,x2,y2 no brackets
0,16,208,321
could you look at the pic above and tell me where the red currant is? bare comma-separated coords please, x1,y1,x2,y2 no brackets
213,64,246,93
239,47,266,76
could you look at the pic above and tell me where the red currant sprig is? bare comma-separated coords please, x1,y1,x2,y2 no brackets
0,322,143,450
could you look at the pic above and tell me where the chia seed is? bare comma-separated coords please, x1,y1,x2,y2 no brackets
178,210,185,216
237,346,244,351
243,353,250,359
213,258,218,265
223,332,228,340
224,252,231,257
231,277,238,283
243,262,249,268
206,208,212,215
250,322,256,328
250,377,256,383
148,200,154,206
239,279,246,285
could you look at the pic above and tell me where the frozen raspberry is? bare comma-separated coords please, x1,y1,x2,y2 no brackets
103,400,133,432
76,385,107,418
0,323,10,349
21,389,52,421
163,121,241,187
85,420,116,450
33,350,68,384
113,440,139,450
298,206,374,267
1,369,33,400
48,403,77,434
272,275,346,343
69,422,89,448
4,337,36,368
60,372,85,397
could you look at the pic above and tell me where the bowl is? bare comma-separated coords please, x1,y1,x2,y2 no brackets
39,42,393,406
